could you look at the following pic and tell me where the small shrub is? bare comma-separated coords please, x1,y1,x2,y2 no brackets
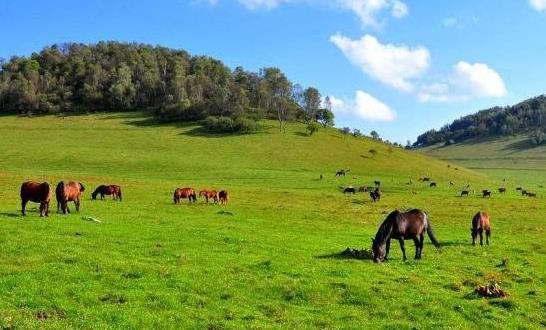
234,117,257,134
306,122,320,136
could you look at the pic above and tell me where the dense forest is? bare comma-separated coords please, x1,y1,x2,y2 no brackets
414,95,546,147
0,42,335,133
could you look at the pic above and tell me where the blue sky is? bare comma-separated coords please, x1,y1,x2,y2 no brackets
1,0,546,142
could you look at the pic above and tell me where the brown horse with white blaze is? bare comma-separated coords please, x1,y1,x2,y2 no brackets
471,211,491,245
173,188,197,204
20,181,52,217
92,185,122,201
372,209,440,262
56,181,85,214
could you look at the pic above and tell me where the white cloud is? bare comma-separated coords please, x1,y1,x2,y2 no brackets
330,34,430,92
234,0,408,28
418,61,507,103
529,0,546,11
338,0,408,28
442,17,458,27
238,0,287,9
330,90,396,121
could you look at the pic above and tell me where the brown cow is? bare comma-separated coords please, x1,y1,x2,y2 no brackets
20,181,52,217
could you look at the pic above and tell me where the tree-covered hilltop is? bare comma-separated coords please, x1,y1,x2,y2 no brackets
414,95,546,147
0,42,334,132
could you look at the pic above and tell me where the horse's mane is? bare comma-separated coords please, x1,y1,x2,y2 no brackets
374,210,399,245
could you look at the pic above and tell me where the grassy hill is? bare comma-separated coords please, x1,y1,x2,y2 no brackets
0,113,544,328
419,134,546,187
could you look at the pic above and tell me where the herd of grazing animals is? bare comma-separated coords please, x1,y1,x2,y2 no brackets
16,166,540,263
20,181,230,217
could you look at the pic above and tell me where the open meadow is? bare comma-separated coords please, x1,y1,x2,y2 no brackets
0,113,544,329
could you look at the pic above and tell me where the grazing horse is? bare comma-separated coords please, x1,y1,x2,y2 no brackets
521,190,527,196
56,181,85,214
199,189,218,203
218,190,229,205
460,190,470,197
430,182,437,187
20,181,52,217
343,187,356,194
498,187,506,194
419,176,431,182
372,209,440,262
482,190,491,198
335,169,348,177
173,188,197,204
525,192,537,197
374,180,381,187
92,185,122,201
450,181,454,186
471,211,491,246
516,187,523,191
370,188,381,202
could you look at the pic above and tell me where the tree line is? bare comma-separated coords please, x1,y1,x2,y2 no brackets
414,95,546,147
0,41,335,133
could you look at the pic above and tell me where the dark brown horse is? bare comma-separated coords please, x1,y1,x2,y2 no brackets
343,187,356,194
498,187,506,194
460,190,470,197
218,190,229,205
56,181,85,214
199,189,218,203
369,188,381,202
430,182,437,187
20,181,52,217
372,209,440,262
471,211,491,245
92,185,122,201
482,190,491,198
173,187,196,204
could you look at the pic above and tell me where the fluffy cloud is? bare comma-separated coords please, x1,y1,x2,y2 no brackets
529,0,546,11
337,0,408,28
234,0,408,27
330,34,430,92
418,61,507,103
330,90,396,121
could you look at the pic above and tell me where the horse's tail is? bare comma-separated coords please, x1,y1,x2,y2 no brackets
118,187,122,202
79,182,85,192
425,214,440,248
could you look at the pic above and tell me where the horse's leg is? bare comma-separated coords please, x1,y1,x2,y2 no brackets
75,198,80,212
398,239,407,261
412,237,419,259
21,199,28,216
39,202,45,217
384,239,391,261
479,229,483,246
486,230,490,245
419,234,425,258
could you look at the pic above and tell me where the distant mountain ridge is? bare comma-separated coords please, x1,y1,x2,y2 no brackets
414,95,546,147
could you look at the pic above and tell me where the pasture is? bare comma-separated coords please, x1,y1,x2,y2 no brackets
0,113,544,329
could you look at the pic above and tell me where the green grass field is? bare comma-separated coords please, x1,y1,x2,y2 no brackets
0,113,544,329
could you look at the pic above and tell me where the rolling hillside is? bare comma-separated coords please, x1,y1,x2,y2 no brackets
0,113,544,329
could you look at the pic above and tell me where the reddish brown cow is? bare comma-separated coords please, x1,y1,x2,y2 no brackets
173,188,197,204
20,181,52,217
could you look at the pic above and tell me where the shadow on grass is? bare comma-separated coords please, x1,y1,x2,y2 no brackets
438,240,469,247
315,252,368,261
501,138,542,153
0,212,20,218
294,132,309,137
